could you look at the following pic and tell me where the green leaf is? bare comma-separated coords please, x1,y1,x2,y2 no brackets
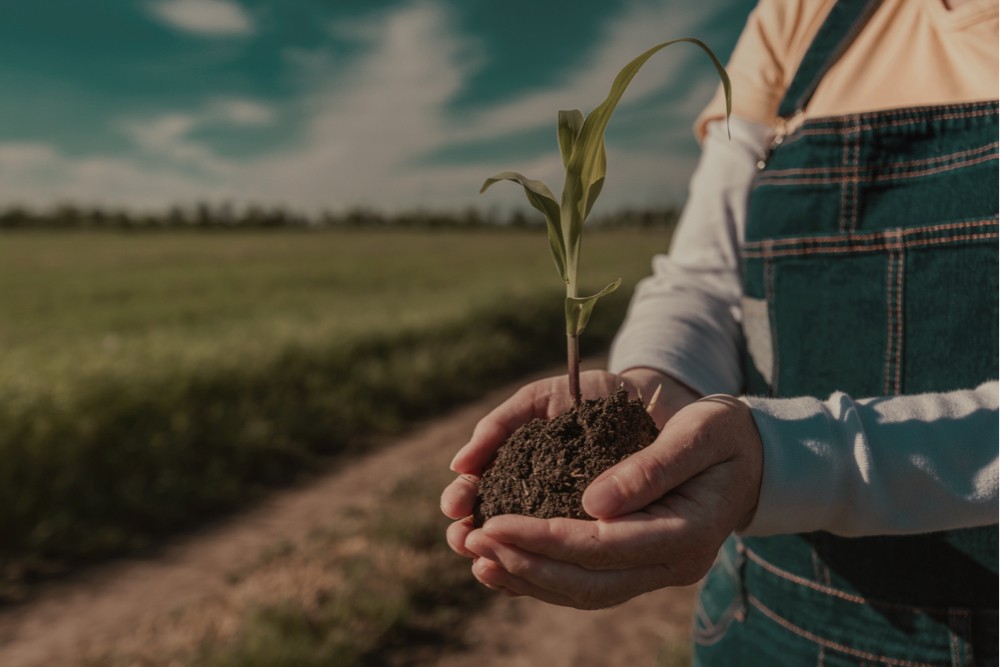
480,38,731,357
564,278,622,336
564,37,732,251
557,110,584,168
481,171,568,282
584,174,604,219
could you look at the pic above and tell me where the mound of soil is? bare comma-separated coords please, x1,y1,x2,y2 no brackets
474,388,658,525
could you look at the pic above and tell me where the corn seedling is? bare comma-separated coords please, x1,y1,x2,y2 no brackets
481,39,731,404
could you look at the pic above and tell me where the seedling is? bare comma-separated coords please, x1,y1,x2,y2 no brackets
481,39,730,405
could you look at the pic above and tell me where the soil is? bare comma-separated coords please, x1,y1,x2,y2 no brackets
475,387,658,525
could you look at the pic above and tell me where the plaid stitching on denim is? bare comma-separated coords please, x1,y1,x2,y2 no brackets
744,219,997,253
758,155,998,187
744,546,978,616
748,594,941,667
882,243,897,395
892,248,905,395
759,142,999,179
849,115,862,232
742,220,999,259
744,232,997,260
781,103,998,146
693,597,746,647
839,127,851,233
947,609,973,667
757,150,998,187
792,109,998,138
810,548,832,587
882,236,906,396
805,101,998,126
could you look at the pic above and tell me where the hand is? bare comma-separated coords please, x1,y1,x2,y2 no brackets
452,395,764,609
440,368,700,559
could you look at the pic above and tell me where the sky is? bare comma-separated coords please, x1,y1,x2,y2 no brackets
0,0,757,215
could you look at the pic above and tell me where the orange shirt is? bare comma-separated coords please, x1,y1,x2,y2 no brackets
697,0,999,138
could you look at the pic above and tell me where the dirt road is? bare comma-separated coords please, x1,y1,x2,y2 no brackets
0,365,697,667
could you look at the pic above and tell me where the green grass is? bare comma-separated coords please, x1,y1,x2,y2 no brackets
0,228,672,594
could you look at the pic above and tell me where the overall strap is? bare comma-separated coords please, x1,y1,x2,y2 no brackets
776,0,884,118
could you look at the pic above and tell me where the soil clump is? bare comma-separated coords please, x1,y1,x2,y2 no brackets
474,388,658,525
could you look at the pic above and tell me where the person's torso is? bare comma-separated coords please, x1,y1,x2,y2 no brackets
694,1,999,664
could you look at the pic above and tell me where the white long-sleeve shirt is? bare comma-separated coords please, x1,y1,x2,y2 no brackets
608,117,999,538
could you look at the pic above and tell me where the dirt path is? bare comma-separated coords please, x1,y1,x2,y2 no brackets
436,585,699,667
0,363,697,667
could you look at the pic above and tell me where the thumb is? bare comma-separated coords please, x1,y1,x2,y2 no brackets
582,401,728,518
582,448,679,518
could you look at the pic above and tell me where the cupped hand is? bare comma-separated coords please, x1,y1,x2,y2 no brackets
440,368,700,559
453,395,764,609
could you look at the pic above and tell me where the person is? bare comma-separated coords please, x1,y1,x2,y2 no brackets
442,0,999,664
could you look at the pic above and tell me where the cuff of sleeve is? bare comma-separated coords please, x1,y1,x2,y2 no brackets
738,394,842,536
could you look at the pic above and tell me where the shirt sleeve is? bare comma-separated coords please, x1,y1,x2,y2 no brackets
608,116,770,395
742,382,1000,537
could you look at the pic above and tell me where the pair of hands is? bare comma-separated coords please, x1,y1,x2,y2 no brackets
440,368,764,610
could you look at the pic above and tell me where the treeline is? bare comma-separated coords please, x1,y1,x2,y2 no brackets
0,202,680,231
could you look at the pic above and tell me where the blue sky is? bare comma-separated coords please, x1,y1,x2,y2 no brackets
0,0,756,215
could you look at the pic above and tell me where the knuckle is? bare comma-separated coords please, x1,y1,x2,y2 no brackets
504,553,534,579
581,547,618,571
628,451,671,495
584,523,625,569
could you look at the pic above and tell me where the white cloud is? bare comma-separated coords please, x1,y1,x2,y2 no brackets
0,142,58,168
121,115,231,175
239,2,477,208
459,2,715,142
211,98,276,126
148,0,254,37
0,143,223,211
1,0,721,214
117,98,275,175
236,0,715,212
224,0,715,212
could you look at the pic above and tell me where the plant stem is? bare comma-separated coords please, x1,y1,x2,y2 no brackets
566,261,581,407
567,333,581,407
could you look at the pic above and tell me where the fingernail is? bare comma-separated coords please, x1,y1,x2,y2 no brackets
465,532,497,560
583,473,624,517
449,444,471,472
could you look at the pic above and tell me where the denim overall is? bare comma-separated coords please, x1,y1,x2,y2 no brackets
692,1,1000,665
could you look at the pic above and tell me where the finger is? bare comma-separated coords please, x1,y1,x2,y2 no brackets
446,515,477,558
440,473,480,519
450,378,568,473
471,557,581,608
449,415,515,474
468,533,673,609
481,513,684,570
582,400,737,518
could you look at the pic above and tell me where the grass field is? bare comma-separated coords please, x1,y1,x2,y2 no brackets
0,228,672,594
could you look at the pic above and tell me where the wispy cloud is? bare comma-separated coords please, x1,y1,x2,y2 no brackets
0,0,725,213
118,97,275,175
148,0,255,37
211,98,276,126
457,2,715,143
242,1,479,209
0,142,223,210
233,0,719,212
